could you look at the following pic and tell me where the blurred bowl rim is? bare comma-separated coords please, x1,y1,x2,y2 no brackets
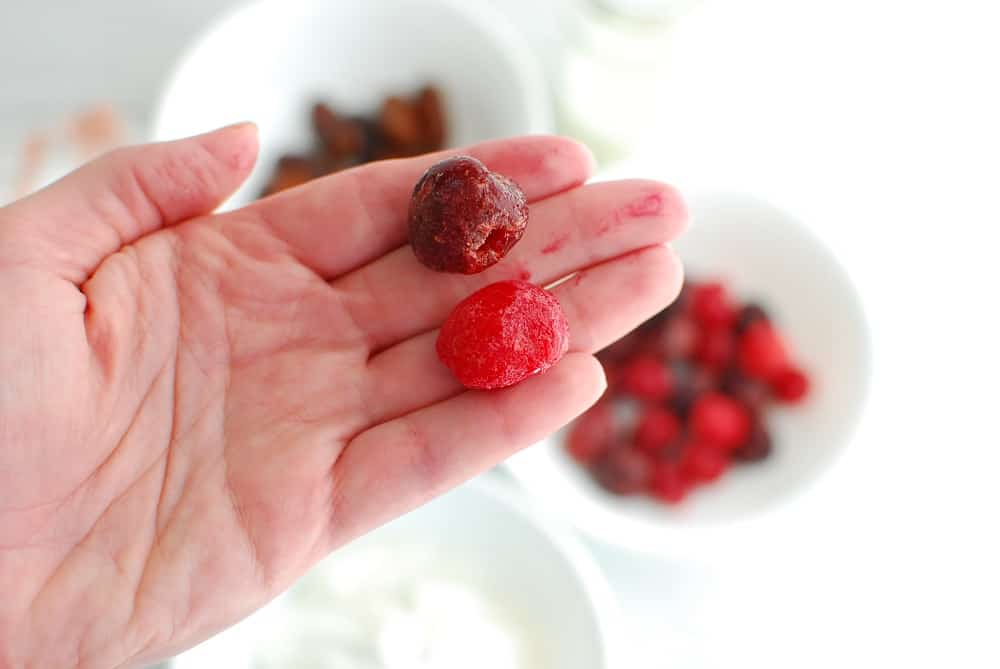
169,474,624,668
151,0,554,144
465,474,625,668
505,187,873,557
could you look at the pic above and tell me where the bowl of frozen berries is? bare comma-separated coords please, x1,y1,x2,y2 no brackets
507,191,871,552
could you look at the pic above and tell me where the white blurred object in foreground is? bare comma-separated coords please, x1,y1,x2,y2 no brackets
253,542,529,669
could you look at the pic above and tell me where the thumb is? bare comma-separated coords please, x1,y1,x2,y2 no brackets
0,122,259,284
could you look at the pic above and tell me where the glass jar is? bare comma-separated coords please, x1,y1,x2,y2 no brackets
557,0,704,166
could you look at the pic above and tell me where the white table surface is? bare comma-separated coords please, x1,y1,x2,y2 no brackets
2,1,998,667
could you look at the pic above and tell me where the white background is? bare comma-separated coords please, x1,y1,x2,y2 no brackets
2,0,998,667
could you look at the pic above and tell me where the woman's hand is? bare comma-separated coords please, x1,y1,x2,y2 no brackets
0,125,685,667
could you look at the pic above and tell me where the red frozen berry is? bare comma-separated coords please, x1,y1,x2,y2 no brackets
689,392,752,449
634,408,682,454
719,367,771,413
771,367,811,403
735,303,769,334
592,448,651,495
409,156,528,274
619,355,673,401
668,362,715,417
566,401,616,464
690,282,736,329
694,326,735,369
681,442,731,483
738,321,789,381
436,280,569,389
649,462,689,503
659,314,699,360
732,421,773,462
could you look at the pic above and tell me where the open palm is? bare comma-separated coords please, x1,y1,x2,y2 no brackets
0,125,685,668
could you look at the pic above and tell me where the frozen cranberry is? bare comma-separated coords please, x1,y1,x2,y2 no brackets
668,361,713,417
567,401,616,464
694,326,735,369
732,421,773,462
681,442,731,483
738,321,790,381
719,367,771,412
649,462,689,503
634,408,682,454
409,156,528,274
669,386,696,418
691,365,719,395
656,439,688,463
690,282,736,329
436,280,569,390
689,392,752,449
659,314,699,360
619,355,673,402
735,303,769,334
771,367,810,403
593,448,651,495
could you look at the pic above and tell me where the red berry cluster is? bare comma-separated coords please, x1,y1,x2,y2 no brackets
567,279,811,504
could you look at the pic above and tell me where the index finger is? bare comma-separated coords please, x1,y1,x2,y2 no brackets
239,136,596,279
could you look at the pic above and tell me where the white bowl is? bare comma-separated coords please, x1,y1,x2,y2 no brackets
507,191,872,553
170,475,621,668
152,0,552,209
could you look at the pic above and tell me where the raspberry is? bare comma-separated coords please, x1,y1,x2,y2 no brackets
738,321,789,381
771,367,810,403
689,392,752,449
649,462,689,503
619,355,673,402
690,282,736,328
436,280,569,390
593,448,651,495
409,156,528,274
567,401,616,464
681,442,731,483
634,408,681,454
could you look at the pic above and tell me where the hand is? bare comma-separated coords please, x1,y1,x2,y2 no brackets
0,125,685,667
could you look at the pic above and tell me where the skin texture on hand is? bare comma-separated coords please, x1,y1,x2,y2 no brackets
0,125,686,668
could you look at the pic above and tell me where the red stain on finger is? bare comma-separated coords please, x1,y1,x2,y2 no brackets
508,261,532,282
541,233,570,254
625,192,665,218
597,191,665,236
